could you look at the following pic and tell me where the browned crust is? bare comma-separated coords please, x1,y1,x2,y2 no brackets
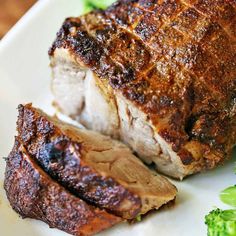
49,0,236,174
17,104,142,219
4,138,121,236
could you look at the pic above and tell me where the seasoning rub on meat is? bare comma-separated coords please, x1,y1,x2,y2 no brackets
5,104,177,235
49,0,236,179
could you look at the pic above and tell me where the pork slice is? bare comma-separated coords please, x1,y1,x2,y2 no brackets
49,0,236,179
17,104,177,219
4,138,121,236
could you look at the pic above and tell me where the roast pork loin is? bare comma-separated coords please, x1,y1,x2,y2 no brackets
17,104,177,219
49,0,236,179
4,138,121,236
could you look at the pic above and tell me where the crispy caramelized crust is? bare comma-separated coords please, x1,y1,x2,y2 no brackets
17,104,177,218
49,0,236,175
17,104,142,219
4,139,121,236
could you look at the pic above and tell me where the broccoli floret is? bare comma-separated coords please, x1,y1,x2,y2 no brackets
84,0,116,13
205,209,236,236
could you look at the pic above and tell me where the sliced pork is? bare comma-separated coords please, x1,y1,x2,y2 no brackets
17,104,177,219
4,138,121,236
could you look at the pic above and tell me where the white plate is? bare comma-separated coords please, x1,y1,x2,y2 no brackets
0,1,235,235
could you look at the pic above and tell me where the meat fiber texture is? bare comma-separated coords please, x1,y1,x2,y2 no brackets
4,104,177,236
16,104,177,219
4,138,121,236
49,0,236,179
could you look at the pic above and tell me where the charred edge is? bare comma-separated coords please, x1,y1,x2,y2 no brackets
4,140,121,235
48,18,82,56
17,105,142,219
177,149,194,166
37,138,142,219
